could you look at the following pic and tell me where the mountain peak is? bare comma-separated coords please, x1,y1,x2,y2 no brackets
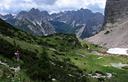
79,8,92,13
41,11,49,16
29,8,40,14
4,14,14,18
30,8,40,12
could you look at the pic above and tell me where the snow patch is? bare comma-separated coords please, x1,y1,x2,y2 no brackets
107,48,128,55
111,63,128,69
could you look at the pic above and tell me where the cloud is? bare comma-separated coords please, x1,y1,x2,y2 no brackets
87,4,104,13
0,0,106,14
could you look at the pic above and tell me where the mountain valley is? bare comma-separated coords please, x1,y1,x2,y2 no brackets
0,0,128,82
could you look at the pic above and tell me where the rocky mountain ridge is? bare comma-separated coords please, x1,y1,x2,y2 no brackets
1,8,104,38
51,8,104,38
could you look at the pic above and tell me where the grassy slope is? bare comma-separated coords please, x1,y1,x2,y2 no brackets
0,33,87,82
0,18,128,82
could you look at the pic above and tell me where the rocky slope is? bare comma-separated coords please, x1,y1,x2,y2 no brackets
3,8,55,35
87,0,128,48
1,8,104,38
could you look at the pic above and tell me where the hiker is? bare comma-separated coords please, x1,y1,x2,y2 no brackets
14,50,20,61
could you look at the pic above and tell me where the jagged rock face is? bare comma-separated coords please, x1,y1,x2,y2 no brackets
104,0,128,26
4,8,55,35
51,9,104,38
1,8,104,38
17,8,50,21
87,0,128,48
15,8,55,35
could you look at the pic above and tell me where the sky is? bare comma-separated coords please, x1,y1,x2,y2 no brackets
0,0,106,14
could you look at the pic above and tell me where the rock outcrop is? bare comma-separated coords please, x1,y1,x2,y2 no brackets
105,0,128,25
87,0,128,48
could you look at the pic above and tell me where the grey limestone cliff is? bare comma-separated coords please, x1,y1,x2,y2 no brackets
87,0,128,48
104,0,128,27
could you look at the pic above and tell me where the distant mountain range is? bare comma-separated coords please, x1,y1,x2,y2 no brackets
0,8,104,39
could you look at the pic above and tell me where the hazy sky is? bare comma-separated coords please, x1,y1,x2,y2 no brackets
0,0,106,14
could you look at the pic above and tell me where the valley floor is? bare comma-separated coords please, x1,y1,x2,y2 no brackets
70,49,128,82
